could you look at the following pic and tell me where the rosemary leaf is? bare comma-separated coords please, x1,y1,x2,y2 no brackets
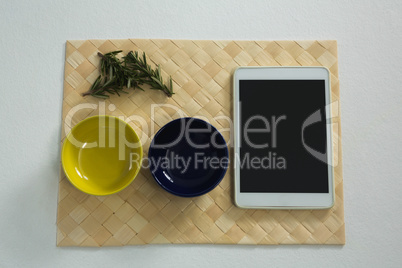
93,94,109,99
151,76,163,87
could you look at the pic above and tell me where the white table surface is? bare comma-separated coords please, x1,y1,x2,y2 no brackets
1,0,401,267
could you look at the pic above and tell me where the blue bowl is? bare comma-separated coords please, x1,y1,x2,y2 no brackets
148,117,229,197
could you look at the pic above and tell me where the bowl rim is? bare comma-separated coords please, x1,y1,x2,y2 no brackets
61,115,143,196
148,117,229,197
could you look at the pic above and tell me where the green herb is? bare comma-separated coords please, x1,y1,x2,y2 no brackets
83,50,174,98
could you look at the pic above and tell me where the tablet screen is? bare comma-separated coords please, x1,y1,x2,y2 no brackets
239,80,329,193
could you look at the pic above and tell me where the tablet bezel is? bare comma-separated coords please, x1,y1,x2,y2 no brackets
233,67,334,209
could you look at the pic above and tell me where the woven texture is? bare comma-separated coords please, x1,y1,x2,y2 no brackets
57,39,345,246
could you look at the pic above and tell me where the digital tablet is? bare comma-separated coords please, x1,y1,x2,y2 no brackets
233,67,334,209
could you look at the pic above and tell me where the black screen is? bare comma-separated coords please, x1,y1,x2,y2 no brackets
239,80,329,193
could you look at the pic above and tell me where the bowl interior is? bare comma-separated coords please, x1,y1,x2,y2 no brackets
62,116,142,195
148,118,228,197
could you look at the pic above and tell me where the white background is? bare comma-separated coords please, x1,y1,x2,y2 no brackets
0,0,401,267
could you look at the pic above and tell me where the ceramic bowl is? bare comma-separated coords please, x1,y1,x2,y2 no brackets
148,117,229,197
62,115,143,195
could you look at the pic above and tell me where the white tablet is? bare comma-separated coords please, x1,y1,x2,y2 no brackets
233,67,334,209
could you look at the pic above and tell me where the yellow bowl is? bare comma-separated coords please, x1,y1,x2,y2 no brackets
62,115,143,195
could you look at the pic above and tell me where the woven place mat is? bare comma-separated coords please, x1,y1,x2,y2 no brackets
57,39,345,246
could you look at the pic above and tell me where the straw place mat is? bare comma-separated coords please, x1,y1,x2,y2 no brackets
57,39,345,246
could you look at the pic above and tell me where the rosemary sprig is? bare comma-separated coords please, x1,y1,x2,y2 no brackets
124,51,174,97
83,50,174,98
